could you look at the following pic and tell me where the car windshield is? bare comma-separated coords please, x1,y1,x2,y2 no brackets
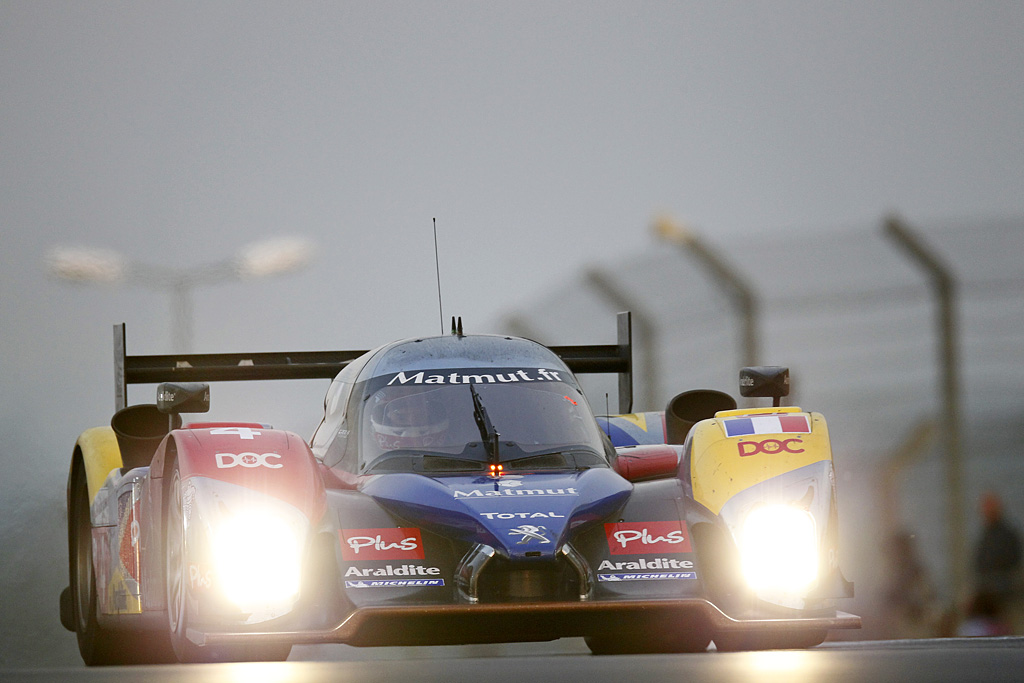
358,378,609,474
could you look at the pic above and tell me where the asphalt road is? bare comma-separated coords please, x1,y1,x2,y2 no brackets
5,638,1024,683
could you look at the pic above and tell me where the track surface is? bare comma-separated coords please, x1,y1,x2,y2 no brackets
6,637,1024,682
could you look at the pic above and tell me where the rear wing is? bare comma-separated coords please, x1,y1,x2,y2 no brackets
114,312,633,413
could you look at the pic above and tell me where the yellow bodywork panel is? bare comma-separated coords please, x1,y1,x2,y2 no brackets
76,427,123,504
690,408,832,515
615,413,649,431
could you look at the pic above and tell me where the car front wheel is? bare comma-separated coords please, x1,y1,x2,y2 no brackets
69,455,173,665
164,462,291,663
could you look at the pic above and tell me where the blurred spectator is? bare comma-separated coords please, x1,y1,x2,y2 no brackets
960,491,1022,636
881,530,940,638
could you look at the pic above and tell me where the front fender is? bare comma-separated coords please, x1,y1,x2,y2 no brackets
154,427,327,526
150,428,326,627
72,427,123,510
688,409,831,516
686,408,848,611
138,427,327,614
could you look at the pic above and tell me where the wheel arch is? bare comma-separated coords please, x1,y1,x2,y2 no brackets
72,427,123,513
69,428,123,528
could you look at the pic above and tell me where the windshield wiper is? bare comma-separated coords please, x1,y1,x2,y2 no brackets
503,447,608,471
364,450,488,474
469,384,501,471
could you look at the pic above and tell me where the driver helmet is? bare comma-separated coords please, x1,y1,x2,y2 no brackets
369,387,450,450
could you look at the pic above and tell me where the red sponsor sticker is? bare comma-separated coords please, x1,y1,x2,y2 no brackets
605,521,691,555
340,527,425,561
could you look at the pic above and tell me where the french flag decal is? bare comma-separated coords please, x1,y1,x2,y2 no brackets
723,414,810,437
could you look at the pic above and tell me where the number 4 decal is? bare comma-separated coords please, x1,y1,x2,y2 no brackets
210,427,262,440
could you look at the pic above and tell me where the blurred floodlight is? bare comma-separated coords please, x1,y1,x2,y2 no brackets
651,213,759,368
236,236,314,278
46,235,314,352
45,246,126,283
651,214,697,246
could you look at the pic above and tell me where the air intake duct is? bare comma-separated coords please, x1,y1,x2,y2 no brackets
665,390,736,444
111,404,181,470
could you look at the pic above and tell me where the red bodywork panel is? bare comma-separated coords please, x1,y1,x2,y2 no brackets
184,422,270,430
611,444,682,482
140,427,327,610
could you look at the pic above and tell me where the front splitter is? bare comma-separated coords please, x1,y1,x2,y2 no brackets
187,598,861,647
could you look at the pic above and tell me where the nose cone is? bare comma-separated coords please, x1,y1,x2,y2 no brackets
361,469,631,560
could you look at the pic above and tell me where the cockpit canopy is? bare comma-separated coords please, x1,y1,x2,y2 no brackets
312,335,610,475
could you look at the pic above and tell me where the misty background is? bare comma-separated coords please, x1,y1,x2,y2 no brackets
3,1,1024,667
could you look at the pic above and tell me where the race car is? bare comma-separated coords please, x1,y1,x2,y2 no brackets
60,313,859,664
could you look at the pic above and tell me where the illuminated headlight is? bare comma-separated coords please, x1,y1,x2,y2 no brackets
213,510,303,612
738,505,818,594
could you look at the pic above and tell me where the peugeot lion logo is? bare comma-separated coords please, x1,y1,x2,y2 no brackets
508,525,551,544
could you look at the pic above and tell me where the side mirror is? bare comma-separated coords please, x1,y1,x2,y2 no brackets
739,366,789,407
157,382,211,414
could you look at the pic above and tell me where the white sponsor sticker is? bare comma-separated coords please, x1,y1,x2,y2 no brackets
453,487,578,499
597,572,697,582
479,511,565,520
344,565,441,577
345,579,445,588
598,558,694,571
210,427,262,440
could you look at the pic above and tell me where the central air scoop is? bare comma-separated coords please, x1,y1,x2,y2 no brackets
360,469,631,561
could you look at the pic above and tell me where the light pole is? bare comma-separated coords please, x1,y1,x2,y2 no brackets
882,215,966,609
653,215,759,369
46,236,313,353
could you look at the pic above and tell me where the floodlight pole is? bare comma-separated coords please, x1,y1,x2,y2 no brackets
653,216,759,369
172,280,194,355
503,314,546,344
47,237,313,354
883,215,966,607
123,259,257,353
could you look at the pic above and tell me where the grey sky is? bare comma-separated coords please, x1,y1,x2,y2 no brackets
4,0,1024,470
6,1,1022,414
1,1,1024,664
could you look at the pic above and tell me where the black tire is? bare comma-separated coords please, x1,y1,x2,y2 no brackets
165,463,292,663
586,629,711,655
68,456,174,665
713,629,827,652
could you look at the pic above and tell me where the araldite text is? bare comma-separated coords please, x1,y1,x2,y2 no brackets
344,564,441,577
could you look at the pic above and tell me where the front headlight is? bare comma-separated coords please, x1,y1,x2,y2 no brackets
213,509,303,614
738,504,818,595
